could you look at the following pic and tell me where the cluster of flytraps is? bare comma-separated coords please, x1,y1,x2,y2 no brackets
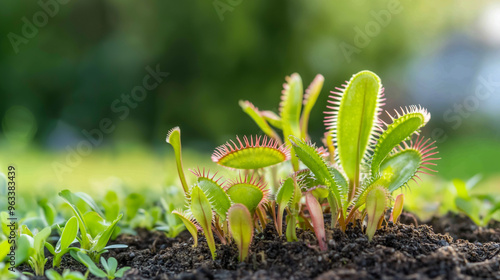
166,70,439,261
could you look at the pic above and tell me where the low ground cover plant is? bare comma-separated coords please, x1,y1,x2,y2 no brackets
166,70,440,260
453,176,500,227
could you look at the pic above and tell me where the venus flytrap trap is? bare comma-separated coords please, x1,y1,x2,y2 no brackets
166,70,440,261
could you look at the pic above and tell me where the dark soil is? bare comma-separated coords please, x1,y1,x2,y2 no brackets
22,212,500,280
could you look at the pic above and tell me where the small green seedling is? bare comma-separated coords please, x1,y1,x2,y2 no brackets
274,178,294,236
17,226,51,276
73,252,130,279
228,204,254,261
59,190,127,262
171,210,198,247
46,269,86,280
45,216,79,267
158,195,188,238
453,177,500,227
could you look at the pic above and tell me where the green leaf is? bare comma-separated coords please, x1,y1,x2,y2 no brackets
101,257,109,274
190,186,216,259
391,193,404,223
15,234,32,266
59,190,91,249
365,186,388,241
275,178,294,235
46,269,63,280
0,212,10,237
124,193,145,221
172,210,198,247
193,170,231,220
261,110,282,130
280,73,303,171
0,240,9,261
453,179,469,199
166,127,189,194
115,267,131,278
327,70,383,199
34,227,51,253
289,136,341,207
0,173,6,197
103,190,120,221
106,257,118,275
300,74,324,139
329,167,348,199
74,192,104,217
227,204,254,262
83,212,106,239
39,199,57,226
57,216,78,252
239,100,281,143
225,176,266,214
103,244,128,250
212,135,290,169
75,252,107,278
371,106,430,175
455,197,481,226
305,192,327,251
94,214,123,254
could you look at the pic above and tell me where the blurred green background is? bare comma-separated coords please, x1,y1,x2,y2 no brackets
0,1,499,216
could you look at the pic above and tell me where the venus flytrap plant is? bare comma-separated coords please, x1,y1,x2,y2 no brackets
291,70,439,238
167,70,440,260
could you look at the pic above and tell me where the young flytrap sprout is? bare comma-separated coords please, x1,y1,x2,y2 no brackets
166,70,439,261
390,193,405,224
227,204,254,261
